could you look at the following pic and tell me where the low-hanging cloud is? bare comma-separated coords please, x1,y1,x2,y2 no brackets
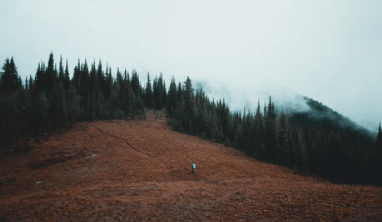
194,79,311,114
194,78,377,136
1,0,381,133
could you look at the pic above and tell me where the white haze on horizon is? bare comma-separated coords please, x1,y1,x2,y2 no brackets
0,0,381,134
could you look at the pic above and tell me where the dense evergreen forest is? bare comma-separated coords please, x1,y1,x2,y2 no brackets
1,53,382,186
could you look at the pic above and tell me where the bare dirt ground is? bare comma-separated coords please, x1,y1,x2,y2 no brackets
1,110,381,222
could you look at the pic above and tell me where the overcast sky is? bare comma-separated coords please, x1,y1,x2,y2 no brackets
1,0,381,132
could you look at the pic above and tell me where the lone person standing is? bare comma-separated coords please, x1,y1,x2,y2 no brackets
192,163,196,174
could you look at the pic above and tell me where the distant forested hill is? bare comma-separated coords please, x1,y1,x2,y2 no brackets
288,97,374,140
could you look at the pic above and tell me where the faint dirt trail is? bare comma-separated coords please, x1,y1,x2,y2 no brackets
89,122,217,184
89,123,165,162
0,110,381,221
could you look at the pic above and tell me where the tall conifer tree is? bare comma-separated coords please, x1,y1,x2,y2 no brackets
145,73,153,108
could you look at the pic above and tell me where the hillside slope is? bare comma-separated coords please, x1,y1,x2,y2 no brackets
288,97,374,138
0,111,381,221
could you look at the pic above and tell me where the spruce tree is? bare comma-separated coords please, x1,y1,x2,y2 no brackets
131,69,141,97
118,70,130,117
97,60,104,92
72,59,81,92
116,68,123,84
297,126,309,172
45,52,56,94
177,82,182,103
183,76,195,131
376,123,382,150
145,72,153,108
276,110,290,165
106,67,113,101
263,96,277,161
378,123,382,145
59,55,64,82
35,63,44,92
90,61,100,117
79,59,90,111
64,59,70,90
25,76,28,90
253,100,264,158
1,57,20,93
167,76,177,117
161,75,167,109
153,77,160,109
29,75,33,89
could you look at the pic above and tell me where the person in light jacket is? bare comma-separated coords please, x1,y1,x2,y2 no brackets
192,163,196,173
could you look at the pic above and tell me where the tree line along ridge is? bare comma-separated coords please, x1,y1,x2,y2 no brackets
1,52,382,186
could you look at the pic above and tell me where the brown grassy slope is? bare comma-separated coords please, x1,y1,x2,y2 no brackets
0,110,381,221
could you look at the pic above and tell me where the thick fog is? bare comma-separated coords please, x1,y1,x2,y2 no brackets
194,79,311,113
1,0,381,133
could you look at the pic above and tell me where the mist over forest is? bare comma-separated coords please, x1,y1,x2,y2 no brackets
194,80,377,137
1,52,382,187
195,80,314,116
1,1,382,221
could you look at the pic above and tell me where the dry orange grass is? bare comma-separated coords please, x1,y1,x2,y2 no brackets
0,110,381,221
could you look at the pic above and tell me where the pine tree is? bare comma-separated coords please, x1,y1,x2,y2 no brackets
153,77,159,109
50,77,67,127
97,60,105,93
374,123,382,154
35,63,43,91
10,57,19,88
29,75,33,89
106,67,113,101
72,59,81,92
17,76,22,90
64,59,70,90
252,100,264,158
161,76,167,109
59,55,64,82
116,68,123,84
276,110,290,165
45,52,56,94
153,73,166,110
297,126,309,173
377,123,382,148
90,61,100,117
183,76,195,132
97,60,104,92
131,69,141,97
173,81,184,120
328,129,342,174
221,99,233,141
310,127,326,174
1,57,20,93
193,90,202,135
25,76,29,90
117,70,131,117
79,59,90,112
177,82,182,103
263,96,277,161
210,102,222,140
167,76,177,117
145,72,153,109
